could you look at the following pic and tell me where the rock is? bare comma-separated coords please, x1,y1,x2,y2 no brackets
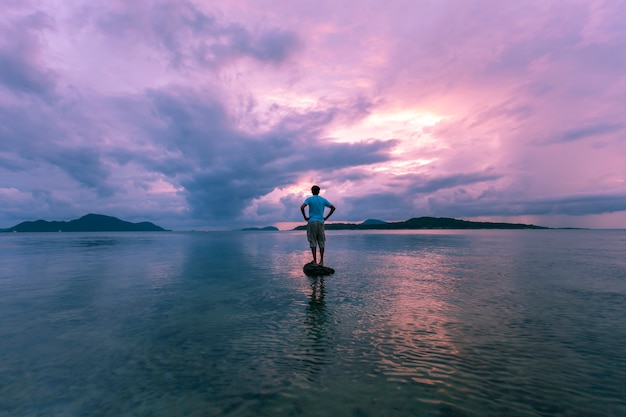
303,262,335,276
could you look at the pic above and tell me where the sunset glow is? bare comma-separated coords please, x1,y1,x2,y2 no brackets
1,1,625,229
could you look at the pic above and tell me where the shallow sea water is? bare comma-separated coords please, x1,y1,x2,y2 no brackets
1,230,625,417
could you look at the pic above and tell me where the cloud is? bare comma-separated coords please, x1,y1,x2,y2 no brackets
0,9,57,101
51,147,114,196
136,88,395,221
406,171,501,194
427,192,626,218
0,96,115,194
338,191,415,222
1,0,626,229
558,123,624,144
520,193,626,216
89,0,301,70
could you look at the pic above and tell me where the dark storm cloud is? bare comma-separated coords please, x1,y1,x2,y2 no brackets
406,171,501,194
0,10,56,100
0,154,26,172
337,170,502,221
137,88,394,221
93,1,300,69
147,88,231,159
251,29,301,62
292,139,395,172
560,123,624,143
533,122,625,146
0,93,113,195
340,192,414,221
4,0,626,229
2,68,392,225
50,147,113,196
180,136,395,221
426,192,626,219
0,100,67,161
521,193,626,216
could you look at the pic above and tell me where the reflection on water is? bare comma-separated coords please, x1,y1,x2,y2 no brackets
369,252,460,388
1,230,625,416
298,277,330,383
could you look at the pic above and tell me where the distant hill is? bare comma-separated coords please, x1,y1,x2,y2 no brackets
361,219,388,225
293,216,547,230
2,214,169,232
241,226,279,231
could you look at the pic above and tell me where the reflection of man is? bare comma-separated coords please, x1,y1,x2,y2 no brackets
309,277,326,306
300,185,335,265
304,276,328,378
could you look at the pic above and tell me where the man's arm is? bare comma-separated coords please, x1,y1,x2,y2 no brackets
324,205,336,221
300,203,309,221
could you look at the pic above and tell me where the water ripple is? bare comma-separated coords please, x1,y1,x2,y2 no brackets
1,231,625,416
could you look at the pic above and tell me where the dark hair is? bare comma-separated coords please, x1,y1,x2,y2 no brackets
311,185,320,195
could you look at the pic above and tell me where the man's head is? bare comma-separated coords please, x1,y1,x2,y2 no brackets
311,185,320,195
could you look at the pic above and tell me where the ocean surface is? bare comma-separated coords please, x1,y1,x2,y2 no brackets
1,230,625,417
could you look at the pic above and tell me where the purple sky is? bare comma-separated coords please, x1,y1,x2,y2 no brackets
1,0,626,230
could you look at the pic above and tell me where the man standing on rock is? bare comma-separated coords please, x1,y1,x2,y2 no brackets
300,185,335,265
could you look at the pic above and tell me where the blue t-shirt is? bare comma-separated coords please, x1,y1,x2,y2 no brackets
304,195,332,223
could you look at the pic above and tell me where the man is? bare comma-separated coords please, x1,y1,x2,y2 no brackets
300,185,335,265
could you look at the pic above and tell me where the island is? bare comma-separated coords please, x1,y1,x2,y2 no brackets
293,217,547,230
1,214,169,232
241,226,279,231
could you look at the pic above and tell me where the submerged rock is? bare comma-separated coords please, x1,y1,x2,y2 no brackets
303,262,335,276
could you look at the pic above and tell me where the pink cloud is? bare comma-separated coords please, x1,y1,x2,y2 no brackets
1,0,625,229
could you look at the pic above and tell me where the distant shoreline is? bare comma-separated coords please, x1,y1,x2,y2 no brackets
292,216,549,230
4,214,587,233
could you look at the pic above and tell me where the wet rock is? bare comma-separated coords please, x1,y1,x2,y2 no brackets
303,262,335,276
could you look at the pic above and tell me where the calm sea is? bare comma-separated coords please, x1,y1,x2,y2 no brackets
1,230,625,417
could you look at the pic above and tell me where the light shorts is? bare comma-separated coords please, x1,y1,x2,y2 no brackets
306,221,326,248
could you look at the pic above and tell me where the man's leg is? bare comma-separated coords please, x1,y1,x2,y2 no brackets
319,247,324,266
307,222,317,263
